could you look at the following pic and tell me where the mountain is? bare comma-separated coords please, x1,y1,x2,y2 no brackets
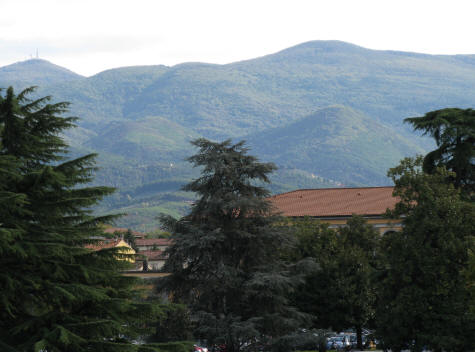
0,59,83,89
1,40,474,230
246,105,425,186
36,65,170,130
88,116,198,162
121,41,475,138
8,41,474,140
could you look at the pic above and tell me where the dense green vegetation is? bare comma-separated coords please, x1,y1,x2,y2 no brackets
2,40,475,229
247,105,425,186
159,139,312,352
0,87,177,351
405,108,475,199
288,216,379,350
154,120,474,351
1,81,473,350
376,157,474,351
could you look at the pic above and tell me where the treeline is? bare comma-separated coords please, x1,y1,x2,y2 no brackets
158,110,474,352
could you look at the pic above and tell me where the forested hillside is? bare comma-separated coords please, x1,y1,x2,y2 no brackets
246,105,425,186
2,40,474,230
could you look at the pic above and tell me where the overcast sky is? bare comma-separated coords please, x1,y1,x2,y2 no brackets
1,0,474,76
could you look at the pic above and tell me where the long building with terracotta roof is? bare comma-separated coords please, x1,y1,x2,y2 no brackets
136,238,172,251
268,186,401,233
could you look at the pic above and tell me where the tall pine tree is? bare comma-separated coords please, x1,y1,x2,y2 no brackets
0,87,160,352
160,139,309,352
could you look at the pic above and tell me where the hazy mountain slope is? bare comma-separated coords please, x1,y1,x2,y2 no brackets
88,116,198,162
246,105,425,186
121,41,475,138
4,41,475,139
238,41,475,128
240,41,475,124
122,62,286,138
5,41,474,141
0,59,83,89
37,65,170,129
2,40,474,229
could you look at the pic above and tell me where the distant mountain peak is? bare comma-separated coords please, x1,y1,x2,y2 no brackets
0,58,83,90
291,40,366,50
1,58,82,75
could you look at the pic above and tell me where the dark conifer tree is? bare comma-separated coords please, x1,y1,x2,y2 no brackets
0,87,160,351
405,108,475,199
160,139,309,352
124,229,139,252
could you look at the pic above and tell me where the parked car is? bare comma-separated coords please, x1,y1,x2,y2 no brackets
348,333,357,348
326,335,351,351
193,344,208,352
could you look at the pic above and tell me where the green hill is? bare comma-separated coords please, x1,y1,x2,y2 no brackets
246,105,425,186
0,59,83,90
88,116,198,161
121,41,475,138
36,65,170,129
2,40,474,229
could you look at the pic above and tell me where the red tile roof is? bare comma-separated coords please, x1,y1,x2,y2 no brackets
136,238,172,246
268,187,398,217
85,239,126,251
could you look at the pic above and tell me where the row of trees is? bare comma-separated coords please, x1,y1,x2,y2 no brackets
159,109,474,351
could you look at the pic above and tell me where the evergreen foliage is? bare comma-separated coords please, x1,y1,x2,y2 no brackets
466,244,475,319
0,87,163,351
405,108,475,199
123,229,138,252
159,139,309,352
147,303,194,343
376,157,475,352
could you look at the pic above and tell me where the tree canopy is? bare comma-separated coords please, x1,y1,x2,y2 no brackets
289,216,379,350
160,139,309,352
376,157,475,352
0,87,161,351
405,108,475,198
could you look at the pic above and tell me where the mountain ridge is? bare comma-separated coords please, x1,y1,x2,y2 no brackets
0,58,83,89
246,105,425,186
1,40,473,230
